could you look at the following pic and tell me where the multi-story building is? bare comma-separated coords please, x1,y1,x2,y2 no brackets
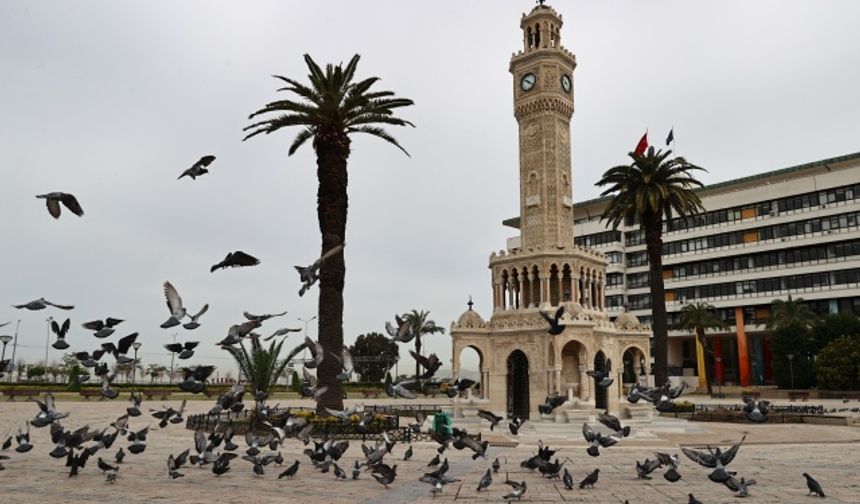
549,151,860,388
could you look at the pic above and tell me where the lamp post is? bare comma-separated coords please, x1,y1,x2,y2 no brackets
786,353,795,390
169,333,177,384
131,342,142,398
45,316,53,367
0,335,12,377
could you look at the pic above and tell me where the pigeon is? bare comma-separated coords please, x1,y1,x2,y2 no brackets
655,452,682,482
50,318,71,350
410,350,442,379
403,445,413,461
182,305,209,330
370,463,397,487
100,332,139,364
167,453,185,479
587,359,614,389
477,410,503,431
262,327,302,341
97,457,118,473
211,251,260,272
538,393,566,415
635,458,661,479
212,452,236,476
296,243,344,296
219,319,261,346
492,457,501,473
502,479,527,500
302,336,324,369
115,447,125,464
445,378,477,398
243,310,288,323
387,378,417,399
331,346,354,382
13,298,74,311
688,494,703,504
105,470,119,484
579,468,599,488
126,426,149,454
681,434,746,483
178,155,215,180
160,281,187,328
384,314,414,344
803,472,825,497
477,468,493,491
36,192,84,219
539,305,565,335
333,462,347,480
562,468,574,489
164,341,199,360
428,454,440,467
352,460,361,480
597,411,630,437
179,365,216,394
723,474,757,497
31,393,69,427
582,422,620,457
81,318,124,338
742,396,771,423
509,415,525,435
100,372,119,400
150,400,187,427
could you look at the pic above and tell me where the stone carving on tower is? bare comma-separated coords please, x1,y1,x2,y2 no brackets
450,3,652,421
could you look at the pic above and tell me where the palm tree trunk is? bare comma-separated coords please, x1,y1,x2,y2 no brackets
315,133,350,413
644,216,669,387
697,329,713,396
415,335,421,382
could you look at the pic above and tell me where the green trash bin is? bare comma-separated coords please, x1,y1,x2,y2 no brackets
433,411,452,437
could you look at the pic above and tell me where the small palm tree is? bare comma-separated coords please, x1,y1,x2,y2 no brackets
402,309,446,382
674,301,727,395
765,295,818,331
221,336,304,402
244,54,414,411
598,146,705,386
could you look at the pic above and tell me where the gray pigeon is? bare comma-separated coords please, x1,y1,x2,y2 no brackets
562,468,574,489
477,468,492,491
178,155,215,180
688,494,703,504
36,192,84,219
579,468,599,488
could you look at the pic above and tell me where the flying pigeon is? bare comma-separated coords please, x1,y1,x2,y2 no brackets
13,298,74,311
82,317,124,338
178,155,215,180
681,434,746,483
539,305,565,335
182,304,209,330
477,410,503,431
211,251,260,272
502,479,527,500
295,243,344,296
587,359,614,389
164,341,199,360
160,281,187,328
50,318,71,350
36,192,84,219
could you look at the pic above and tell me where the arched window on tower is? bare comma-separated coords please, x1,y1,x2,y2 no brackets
534,23,541,48
527,27,534,49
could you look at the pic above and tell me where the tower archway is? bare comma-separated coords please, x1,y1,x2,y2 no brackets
507,350,530,418
560,340,586,400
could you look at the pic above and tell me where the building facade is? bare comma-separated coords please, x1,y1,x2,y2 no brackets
450,3,651,419
568,152,860,388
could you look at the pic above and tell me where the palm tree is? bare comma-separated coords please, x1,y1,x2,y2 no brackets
222,336,304,403
597,146,705,386
402,309,446,383
113,361,143,384
674,301,727,395
765,295,817,331
146,364,167,383
243,54,414,411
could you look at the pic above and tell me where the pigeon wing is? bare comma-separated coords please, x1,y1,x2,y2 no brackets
45,197,61,218
719,435,746,466
681,447,717,468
163,281,183,317
60,193,84,216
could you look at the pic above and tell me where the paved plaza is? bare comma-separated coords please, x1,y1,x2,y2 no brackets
1,397,858,503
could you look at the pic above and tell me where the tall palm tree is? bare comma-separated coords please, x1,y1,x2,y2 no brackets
402,309,446,382
243,54,414,411
597,146,705,386
222,336,304,401
674,301,727,395
765,295,817,331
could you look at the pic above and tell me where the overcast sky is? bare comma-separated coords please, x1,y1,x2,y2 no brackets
1,1,858,377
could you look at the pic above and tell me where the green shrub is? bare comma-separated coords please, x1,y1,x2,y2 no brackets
814,335,860,391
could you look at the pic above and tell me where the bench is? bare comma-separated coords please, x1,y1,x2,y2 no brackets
140,389,172,401
788,391,810,402
203,387,229,399
422,388,440,398
79,389,104,400
360,389,381,399
2,389,40,401
741,391,761,399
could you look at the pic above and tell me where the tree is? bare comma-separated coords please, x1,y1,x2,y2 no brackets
811,312,860,351
27,365,46,381
146,364,167,383
597,146,705,386
349,332,399,382
674,301,727,395
113,361,143,384
771,321,816,389
290,370,301,393
243,54,414,411
765,295,818,331
814,335,860,390
222,335,303,401
402,309,446,382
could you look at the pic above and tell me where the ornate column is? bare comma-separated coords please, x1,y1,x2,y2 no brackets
598,280,605,310
530,271,539,307
507,282,514,310
578,364,591,401
539,272,551,308
554,367,562,398
572,273,580,303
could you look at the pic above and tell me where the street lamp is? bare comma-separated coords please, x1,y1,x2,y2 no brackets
714,356,723,398
131,342,142,398
786,353,795,390
0,335,12,374
44,316,53,367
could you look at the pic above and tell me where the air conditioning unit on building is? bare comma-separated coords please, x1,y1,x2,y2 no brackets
769,210,777,217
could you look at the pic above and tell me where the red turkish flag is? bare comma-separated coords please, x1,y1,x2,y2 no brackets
633,132,648,156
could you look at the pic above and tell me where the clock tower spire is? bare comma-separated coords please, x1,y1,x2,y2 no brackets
510,2,576,249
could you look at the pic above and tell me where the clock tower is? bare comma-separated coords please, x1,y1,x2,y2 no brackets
510,3,576,249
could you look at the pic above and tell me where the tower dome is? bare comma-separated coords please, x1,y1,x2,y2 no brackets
614,311,641,330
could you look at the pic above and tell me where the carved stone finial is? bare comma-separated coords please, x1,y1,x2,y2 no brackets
467,295,474,311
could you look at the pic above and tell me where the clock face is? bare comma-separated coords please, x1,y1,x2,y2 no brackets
520,73,536,91
561,74,572,93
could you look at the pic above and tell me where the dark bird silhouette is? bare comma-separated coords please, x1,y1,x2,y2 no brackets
211,251,260,272
502,479,527,500
81,317,124,338
477,468,492,491
508,415,525,435
587,359,614,389
681,434,746,483
562,468,574,490
370,463,397,487
182,305,209,330
178,155,215,180
579,468,599,488
278,460,300,479
539,305,565,335
492,457,501,473
477,410,503,431
742,395,771,423
13,298,74,311
50,318,71,350
688,494,703,504
538,393,566,415
164,341,199,360
160,281,187,328
596,410,630,437
803,472,826,497
36,192,84,219
410,350,442,379
295,243,344,296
